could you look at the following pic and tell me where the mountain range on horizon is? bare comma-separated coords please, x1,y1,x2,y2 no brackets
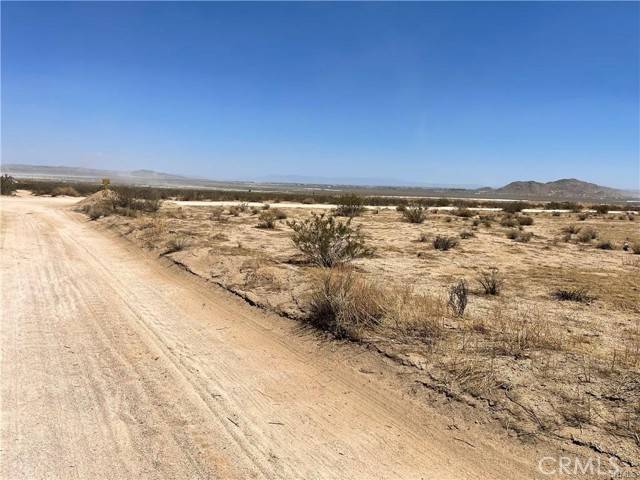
1,163,638,200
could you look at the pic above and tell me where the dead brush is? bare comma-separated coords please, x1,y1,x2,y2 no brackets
433,235,458,251
492,304,564,357
477,267,504,295
384,286,445,339
551,288,593,303
163,236,189,255
308,267,385,339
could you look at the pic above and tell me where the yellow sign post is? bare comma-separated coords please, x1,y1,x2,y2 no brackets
102,178,110,190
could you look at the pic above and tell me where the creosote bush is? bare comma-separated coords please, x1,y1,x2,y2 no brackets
432,235,458,251
402,204,427,223
477,267,504,295
288,213,373,267
447,279,468,317
459,229,475,239
334,194,365,217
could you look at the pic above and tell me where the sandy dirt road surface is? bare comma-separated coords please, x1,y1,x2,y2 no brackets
1,194,546,479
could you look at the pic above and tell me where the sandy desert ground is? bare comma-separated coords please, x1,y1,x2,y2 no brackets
1,192,639,478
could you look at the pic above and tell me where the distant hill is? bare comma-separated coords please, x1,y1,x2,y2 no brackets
477,178,630,200
1,164,636,201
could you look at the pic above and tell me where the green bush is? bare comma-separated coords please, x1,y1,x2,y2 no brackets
0,174,17,195
288,213,373,267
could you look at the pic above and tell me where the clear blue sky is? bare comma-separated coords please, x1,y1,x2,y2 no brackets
2,2,638,189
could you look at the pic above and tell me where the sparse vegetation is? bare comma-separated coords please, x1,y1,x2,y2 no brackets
256,210,280,229
596,240,614,250
459,229,475,239
402,204,426,223
577,227,597,243
308,267,384,339
432,235,458,251
517,215,534,226
551,288,593,303
505,229,532,242
477,267,503,295
288,213,372,267
1,174,17,195
51,186,80,197
163,236,189,255
334,194,365,217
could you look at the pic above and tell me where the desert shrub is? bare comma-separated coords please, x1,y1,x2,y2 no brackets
596,240,614,250
209,206,225,221
164,236,189,255
262,203,270,210
250,206,261,215
271,208,287,220
432,235,458,251
256,210,280,229
417,233,429,243
479,216,493,227
112,187,161,212
577,213,589,221
551,288,593,303
547,201,581,212
592,204,609,214
301,197,315,204
51,186,80,197
86,203,113,220
552,211,561,217
517,215,534,226
447,280,468,317
562,224,580,235
477,267,504,295
494,305,563,356
402,205,426,223
454,208,474,218
631,241,640,254
334,194,365,217
0,174,17,195
395,200,408,212
577,227,597,243
228,205,242,216
288,213,373,267
505,229,532,242
308,267,384,339
502,202,528,214
459,229,475,239
444,216,452,223
500,214,518,228
629,214,636,222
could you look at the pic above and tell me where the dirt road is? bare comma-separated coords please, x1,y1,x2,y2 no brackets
1,195,544,479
